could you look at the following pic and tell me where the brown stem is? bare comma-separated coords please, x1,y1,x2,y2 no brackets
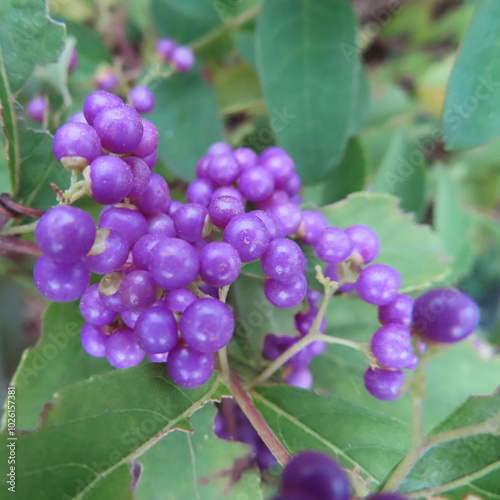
0,236,42,256
230,376,290,466
0,193,45,218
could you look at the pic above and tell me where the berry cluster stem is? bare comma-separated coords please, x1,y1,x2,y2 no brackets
0,220,38,236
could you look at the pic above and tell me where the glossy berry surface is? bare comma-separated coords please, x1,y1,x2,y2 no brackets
129,86,155,114
345,225,380,264
132,119,159,158
412,288,479,343
238,166,275,202
314,227,353,264
357,264,401,306
364,367,404,401
223,213,270,262
35,205,96,263
260,148,295,187
149,237,200,290
156,38,176,60
85,156,133,205
378,294,414,326
105,328,145,369
199,242,241,287
133,173,171,215
164,288,197,313
34,256,90,302
207,153,240,186
253,210,284,240
371,324,416,369
122,157,151,198
119,270,158,311
83,90,123,126
99,206,148,249
171,46,195,72
180,298,234,352
132,233,167,270
134,306,178,353
271,203,302,236
261,238,304,281
79,284,116,326
208,195,245,229
146,213,176,236
93,105,144,154
27,96,47,123
53,122,101,164
264,273,307,309
281,451,350,500
186,179,215,207
298,210,329,245
285,366,313,389
172,203,208,243
167,345,214,388
81,323,109,357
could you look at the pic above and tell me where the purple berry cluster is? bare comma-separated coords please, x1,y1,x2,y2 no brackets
156,37,195,73
272,450,407,500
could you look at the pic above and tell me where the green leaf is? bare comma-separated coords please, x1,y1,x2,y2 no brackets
1,302,111,431
253,385,410,484
233,28,257,69
434,166,475,280
372,133,427,217
319,193,450,291
136,403,263,500
303,138,366,205
349,63,370,136
443,0,500,149
0,366,227,499
392,390,500,497
147,69,224,182
255,0,358,183
310,295,500,432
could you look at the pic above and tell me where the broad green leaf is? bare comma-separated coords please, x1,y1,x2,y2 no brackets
0,366,227,499
212,64,264,115
319,193,450,291
256,0,358,183
233,28,257,69
136,404,263,500
303,138,366,205
253,385,410,484
443,0,500,149
392,390,500,497
349,63,370,136
231,273,298,367
310,295,500,433
1,302,111,431
372,133,427,217
434,166,475,280
147,69,224,182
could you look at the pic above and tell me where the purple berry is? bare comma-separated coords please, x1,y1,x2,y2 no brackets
208,195,245,229
261,238,304,281
168,200,183,215
285,366,313,389
255,190,289,211
119,270,158,311
253,210,284,240
196,155,211,179
81,323,109,357
105,328,145,369
364,367,404,401
122,157,151,198
149,237,200,290
84,156,133,205
208,142,232,156
199,242,241,287
260,149,295,187
34,256,90,302
314,227,353,264
83,90,123,126
142,150,157,170
86,229,129,275
283,172,301,196
99,206,148,249
345,225,380,264
129,86,155,114
238,166,275,202
412,288,479,343
223,213,270,262
35,205,96,263
167,345,214,388
371,324,416,369
297,210,329,245
271,203,302,236
157,38,177,61
171,46,195,72
164,289,197,313
212,186,244,203
148,352,169,363
99,271,128,313
121,309,141,329
134,306,178,353
95,69,118,92
264,274,307,309
207,153,241,186
378,294,414,326
67,111,87,124
306,289,323,310
146,213,176,237
180,298,234,352
132,119,159,158
172,203,209,243
53,122,101,165
93,105,144,154
132,173,171,214
324,264,357,293
27,96,47,123
234,147,258,170
80,284,116,326
281,451,350,500
187,179,215,207
68,48,78,72
132,233,167,270
294,310,327,336
357,264,401,306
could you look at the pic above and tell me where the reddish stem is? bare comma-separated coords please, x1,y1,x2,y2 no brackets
0,236,42,256
0,193,45,218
